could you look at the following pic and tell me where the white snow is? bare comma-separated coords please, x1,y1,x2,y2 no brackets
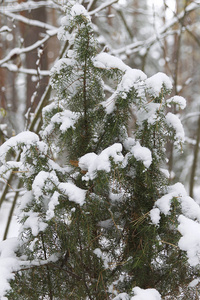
59,182,86,206
166,95,186,110
17,191,33,213
123,137,136,151
93,52,130,72
0,131,39,163
119,69,147,92
79,143,124,180
149,182,200,266
137,103,160,125
180,195,200,221
145,72,172,97
113,293,129,300
46,191,60,220
151,182,200,223
131,287,161,300
165,112,185,143
57,3,91,41
0,238,20,298
0,26,12,33
160,168,170,178
131,142,152,168
101,67,146,114
188,278,200,288
32,171,59,202
101,93,116,114
93,248,110,269
178,215,200,266
32,170,86,208
50,58,74,76
22,211,48,236
42,110,77,136
71,3,90,18
153,193,173,216
150,208,161,226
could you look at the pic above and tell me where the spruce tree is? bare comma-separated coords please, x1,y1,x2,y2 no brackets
1,2,200,299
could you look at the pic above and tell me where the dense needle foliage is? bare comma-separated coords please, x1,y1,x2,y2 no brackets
0,3,199,299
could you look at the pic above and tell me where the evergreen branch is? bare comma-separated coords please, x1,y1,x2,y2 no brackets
160,240,178,248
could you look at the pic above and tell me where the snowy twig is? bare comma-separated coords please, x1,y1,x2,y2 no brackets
1,63,50,76
87,0,97,11
110,1,200,56
0,32,57,66
0,0,59,12
0,10,57,31
88,0,118,16
0,26,12,33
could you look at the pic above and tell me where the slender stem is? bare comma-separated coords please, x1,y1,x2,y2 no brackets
3,179,22,240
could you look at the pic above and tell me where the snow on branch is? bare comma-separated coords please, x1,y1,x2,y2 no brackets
0,11,57,31
0,238,20,298
88,0,118,16
0,33,57,67
0,1,59,12
110,1,200,56
1,63,50,76
0,26,12,33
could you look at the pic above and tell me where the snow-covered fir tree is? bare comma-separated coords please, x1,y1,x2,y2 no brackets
1,2,200,299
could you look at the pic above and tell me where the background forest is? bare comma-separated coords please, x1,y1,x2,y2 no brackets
1,0,200,299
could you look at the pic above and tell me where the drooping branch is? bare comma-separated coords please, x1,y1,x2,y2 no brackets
1,63,50,76
0,10,57,31
0,32,57,66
